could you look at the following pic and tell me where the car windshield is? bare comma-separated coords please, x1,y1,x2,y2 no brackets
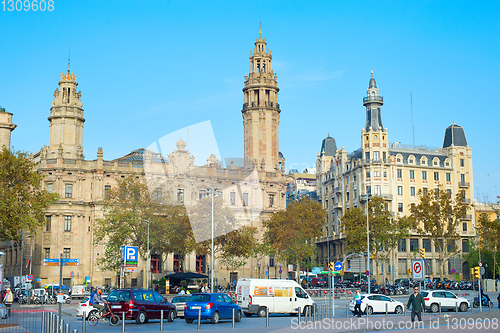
107,290,131,302
189,295,211,302
172,296,191,303
81,297,89,303
421,292,428,297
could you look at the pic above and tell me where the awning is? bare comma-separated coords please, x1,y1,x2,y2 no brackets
164,272,208,280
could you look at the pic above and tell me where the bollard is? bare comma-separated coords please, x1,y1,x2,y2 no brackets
305,306,308,324
65,323,70,333
82,311,86,333
160,310,163,331
455,302,458,314
73,330,78,333
122,311,126,332
51,314,56,333
404,304,406,317
298,307,301,324
366,306,369,318
439,302,441,316
42,312,46,333
385,303,388,317
346,303,349,318
232,308,235,329
47,312,51,333
197,308,201,330
471,302,474,314
266,307,269,327
61,319,65,333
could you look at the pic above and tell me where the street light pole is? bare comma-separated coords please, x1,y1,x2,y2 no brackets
211,186,214,293
144,220,150,290
474,226,482,312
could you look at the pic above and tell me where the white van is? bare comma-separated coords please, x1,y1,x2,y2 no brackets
236,278,315,317
71,285,88,299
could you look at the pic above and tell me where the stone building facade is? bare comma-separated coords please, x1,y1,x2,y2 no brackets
1,33,286,288
315,71,475,281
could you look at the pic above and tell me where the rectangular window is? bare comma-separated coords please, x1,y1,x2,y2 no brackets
462,239,469,252
409,239,418,252
47,183,53,193
64,215,72,232
346,192,350,201
199,190,206,200
446,189,452,197
230,192,236,205
410,187,416,196
434,172,439,181
383,171,387,177
104,185,111,198
373,171,380,177
45,216,51,232
446,173,451,182
44,248,50,259
366,186,371,195
65,184,73,198
373,151,380,161
365,152,370,162
397,169,402,178
269,255,275,267
460,159,464,167
398,186,403,195
409,170,415,179
63,248,71,259
242,193,248,206
131,278,138,287
423,239,431,252
374,185,381,195
398,239,407,252
462,222,467,231
422,171,427,180
177,189,184,203
460,174,465,182
268,194,274,207
422,188,428,196
398,203,403,212
153,187,162,200
383,152,386,161
435,239,443,252
366,171,371,178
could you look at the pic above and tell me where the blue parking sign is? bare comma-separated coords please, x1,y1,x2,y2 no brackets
120,246,139,262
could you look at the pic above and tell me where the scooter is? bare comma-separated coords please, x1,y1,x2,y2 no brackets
473,296,493,308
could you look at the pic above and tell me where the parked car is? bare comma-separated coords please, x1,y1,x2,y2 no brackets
311,277,327,288
0,304,8,319
171,295,191,318
394,279,411,288
421,290,469,312
184,293,242,324
106,289,176,324
349,294,404,315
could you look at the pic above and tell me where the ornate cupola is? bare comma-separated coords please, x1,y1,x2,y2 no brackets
241,27,281,172
48,65,85,159
363,70,384,132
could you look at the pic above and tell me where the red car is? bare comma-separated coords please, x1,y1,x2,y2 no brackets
312,277,327,288
106,289,176,324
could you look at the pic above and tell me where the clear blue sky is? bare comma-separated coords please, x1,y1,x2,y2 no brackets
1,0,499,202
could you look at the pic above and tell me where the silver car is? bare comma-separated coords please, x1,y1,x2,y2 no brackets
0,303,8,319
171,295,191,318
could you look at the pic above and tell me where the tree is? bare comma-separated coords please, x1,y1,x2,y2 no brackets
93,176,196,280
341,196,411,283
0,106,6,113
188,196,257,276
263,197,326,283
408,187,467,279
0,147,58,241
473,212,500,279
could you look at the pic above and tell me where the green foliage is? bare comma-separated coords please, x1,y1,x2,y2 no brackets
0,147,58,240
470,212,500,279
0,106,5,113
263,197,326,282
179,280,187,287
93,176,196,272
408,187,467,278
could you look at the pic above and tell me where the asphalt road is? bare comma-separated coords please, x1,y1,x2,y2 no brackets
2,291,499,332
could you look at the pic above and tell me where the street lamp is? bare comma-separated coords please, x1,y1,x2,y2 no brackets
209,186,218,293
474,226,482,312
360,194,372,294
144,220,150,290
258,261,261,279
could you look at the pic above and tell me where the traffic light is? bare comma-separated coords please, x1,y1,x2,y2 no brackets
419,248,425,258
470,267,474,277
329,262,335,271
407,268,411,275
474,266,480,279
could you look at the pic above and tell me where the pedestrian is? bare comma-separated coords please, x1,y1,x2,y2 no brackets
353,289,362,317
406,285,425,322
497,293,500,309
3,288,13,317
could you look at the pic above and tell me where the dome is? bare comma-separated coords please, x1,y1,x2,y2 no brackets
279,151,284,159
369,70,377,88
320,136,337,156
442,123,468,148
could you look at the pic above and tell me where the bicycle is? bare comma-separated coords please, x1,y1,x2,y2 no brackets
88,302,120,326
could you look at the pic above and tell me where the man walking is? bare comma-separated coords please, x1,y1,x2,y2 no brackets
353,289,362,317
407,286,425,322
3,288,13,317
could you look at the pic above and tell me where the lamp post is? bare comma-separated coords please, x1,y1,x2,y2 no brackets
361,194,372,294
258,261,261,279
267,264,270,279
144,220,150,290
210,186,216,293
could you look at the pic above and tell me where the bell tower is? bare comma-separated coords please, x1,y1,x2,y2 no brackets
48,69,85,159
0,109,16,150
242,30,280,172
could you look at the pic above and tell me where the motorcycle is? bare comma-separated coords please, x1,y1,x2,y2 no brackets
472,296,493,308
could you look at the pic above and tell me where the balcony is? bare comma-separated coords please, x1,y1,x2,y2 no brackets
242,102,280,110
462,215,473,220
459,182,470,188
461,198,471,204
363,96,383,103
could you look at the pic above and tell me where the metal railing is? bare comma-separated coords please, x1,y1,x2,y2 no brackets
459,182,470,188
363,96,383,103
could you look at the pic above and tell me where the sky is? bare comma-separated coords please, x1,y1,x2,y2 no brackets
0,0,499,202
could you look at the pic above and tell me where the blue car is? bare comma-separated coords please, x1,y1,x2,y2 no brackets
184,293,242,324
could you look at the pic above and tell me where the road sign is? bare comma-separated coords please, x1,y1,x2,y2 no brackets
366,270,370,276
451,268,456,274
279,269,282,274
265,271,268,275
334,262,343,271
121,246,139,262
70,271,74,277
478,262,483,267
412,259,424,280
480,267,485,275
26,274,33,281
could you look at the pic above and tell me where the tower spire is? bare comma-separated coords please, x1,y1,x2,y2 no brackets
68,48,71,73
259,22,262,36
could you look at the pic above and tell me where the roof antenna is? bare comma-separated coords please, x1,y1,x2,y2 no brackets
260,21,262,36
68,48,71,73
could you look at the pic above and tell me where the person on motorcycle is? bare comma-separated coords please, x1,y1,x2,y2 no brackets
480,289,491,305
91,288,106,316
